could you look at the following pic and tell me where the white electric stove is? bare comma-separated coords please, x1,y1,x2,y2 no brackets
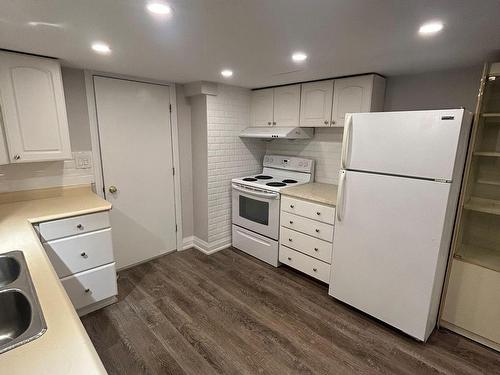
231,155,315,266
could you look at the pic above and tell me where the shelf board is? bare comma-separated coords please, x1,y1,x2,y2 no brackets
464,197,500,216
473,151,500,157
455,245,500,273
477,179,500,186
481,113,500,118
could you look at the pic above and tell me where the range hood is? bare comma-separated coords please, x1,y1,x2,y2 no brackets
239,127,314,139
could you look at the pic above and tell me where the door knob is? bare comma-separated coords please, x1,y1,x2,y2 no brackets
108,185,118,193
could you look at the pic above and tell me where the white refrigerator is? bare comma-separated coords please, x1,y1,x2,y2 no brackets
330,109,472,341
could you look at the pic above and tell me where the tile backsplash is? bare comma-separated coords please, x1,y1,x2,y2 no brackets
265,127,343,185
0,151,94,193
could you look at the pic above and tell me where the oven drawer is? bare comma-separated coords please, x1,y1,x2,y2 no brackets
43,228,114,278
38,211,111,241
232,225,279,267
280,227,332,263
61,263,117,311
281,196,335,224
279,245,330,283
281,211,334,242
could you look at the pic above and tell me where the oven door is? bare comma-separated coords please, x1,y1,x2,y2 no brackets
232,183,280,240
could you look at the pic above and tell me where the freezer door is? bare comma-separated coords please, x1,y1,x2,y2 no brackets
330,170,451,341
344,109,470,180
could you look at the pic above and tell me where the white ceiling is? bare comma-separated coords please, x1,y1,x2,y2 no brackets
1,0,499,88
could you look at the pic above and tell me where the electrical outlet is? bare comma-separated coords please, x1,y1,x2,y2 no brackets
74,152,92,170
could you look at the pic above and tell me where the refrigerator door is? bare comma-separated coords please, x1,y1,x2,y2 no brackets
330,170,451,341
343,109,468,180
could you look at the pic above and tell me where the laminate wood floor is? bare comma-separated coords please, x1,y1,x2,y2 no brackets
81,248,500,375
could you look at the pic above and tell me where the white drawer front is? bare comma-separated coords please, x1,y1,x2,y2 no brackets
279,245,330,283
61,263,117,310
281,211,334,242
43,228,114,278
282,196,335,224
39,211,110,241
280,227,332,263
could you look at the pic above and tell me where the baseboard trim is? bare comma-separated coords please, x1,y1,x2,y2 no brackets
182,236,231,255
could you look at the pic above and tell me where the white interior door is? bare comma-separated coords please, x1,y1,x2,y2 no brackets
93,76,177,269
330,170,451,340
345,109,468,180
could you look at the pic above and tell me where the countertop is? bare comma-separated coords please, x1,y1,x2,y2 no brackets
0,185,110,375
281,182,338,206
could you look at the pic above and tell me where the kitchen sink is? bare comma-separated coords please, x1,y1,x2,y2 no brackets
0,251,46,354
0,256,20,287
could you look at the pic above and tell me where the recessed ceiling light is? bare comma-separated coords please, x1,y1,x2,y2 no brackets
147,2,172,15
28,21,63,28
418,21,444,35
292,52,308,63
221,69,233,78
91,42,111,55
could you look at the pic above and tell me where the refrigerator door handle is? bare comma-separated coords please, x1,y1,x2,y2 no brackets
337,170,346,222
340,113,353,169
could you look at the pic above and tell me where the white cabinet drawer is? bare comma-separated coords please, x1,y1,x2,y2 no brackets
279,245,330,283
39,211,110,241
281,211,334,242
280,227,332,263
282,196,335,224
61,263,117,311
43,228,114,278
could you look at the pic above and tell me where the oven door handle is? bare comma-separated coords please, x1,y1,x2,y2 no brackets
232,184,280,199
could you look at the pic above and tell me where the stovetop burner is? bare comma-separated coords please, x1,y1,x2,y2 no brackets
255,175,273,180
282,179,297,184
266,182,287,187
243,177,258,182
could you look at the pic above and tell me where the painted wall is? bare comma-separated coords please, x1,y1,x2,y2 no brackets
384,65,482,112
190,94,209,243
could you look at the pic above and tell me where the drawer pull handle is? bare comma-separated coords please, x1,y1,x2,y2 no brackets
289,220,293,224
84,288,91,294
290,204,294,208
314,247,319,252
77,224,84,230
316,211,321,215
313,268,317,272
288,238,292,242
81,252,88,258
315,229,320,233
287,257,292,261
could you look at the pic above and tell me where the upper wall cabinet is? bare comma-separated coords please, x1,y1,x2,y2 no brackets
331,74,386,128
300,80,334,127
250,84,300,127
251,88,274,127
273,85,300,127
0,51,72,163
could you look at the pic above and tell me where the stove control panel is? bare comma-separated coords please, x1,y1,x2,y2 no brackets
263,155,314,173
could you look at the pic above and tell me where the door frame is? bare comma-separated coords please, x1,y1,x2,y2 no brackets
84,70,183,252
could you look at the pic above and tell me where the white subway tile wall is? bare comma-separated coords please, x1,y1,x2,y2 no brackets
207,85,266,245
0,151,94,192
265,128,343,184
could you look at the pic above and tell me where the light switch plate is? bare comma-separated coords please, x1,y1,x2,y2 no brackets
74,151,92,170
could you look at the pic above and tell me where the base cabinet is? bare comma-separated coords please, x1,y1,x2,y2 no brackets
279,196,335,283
441,259,500,351
37,210,117,316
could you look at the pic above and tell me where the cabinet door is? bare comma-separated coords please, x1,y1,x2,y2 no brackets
299,80,333,127
0,52,71,162
331,75,374,127
250,88,273,127
273,84,300,127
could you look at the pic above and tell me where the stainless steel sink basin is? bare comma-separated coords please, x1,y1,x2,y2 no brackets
0,256,20,287
0,251,46,354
